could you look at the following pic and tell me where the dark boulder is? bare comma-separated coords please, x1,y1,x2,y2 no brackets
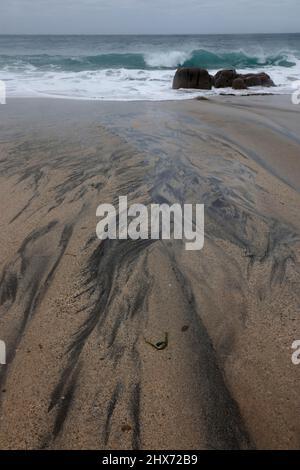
240,73,262,87
214,69,275,89
172,68,213,90
240,72,275,88
243,74,262,87
214,69,238,88
232,78,247,90
257,72,275,87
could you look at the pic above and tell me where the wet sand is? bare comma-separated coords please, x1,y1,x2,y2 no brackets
0,95,299,450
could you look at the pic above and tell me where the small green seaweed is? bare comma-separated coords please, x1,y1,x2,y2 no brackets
144,332,169,351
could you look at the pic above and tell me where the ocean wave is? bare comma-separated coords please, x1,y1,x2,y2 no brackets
0,53,146,71
145,50,191,68
180,49,297,69
145,49,298,69
0,49,298,72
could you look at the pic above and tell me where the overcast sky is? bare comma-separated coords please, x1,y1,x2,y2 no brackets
0,0,299,35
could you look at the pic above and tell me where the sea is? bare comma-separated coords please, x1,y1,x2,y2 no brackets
0,34,299,101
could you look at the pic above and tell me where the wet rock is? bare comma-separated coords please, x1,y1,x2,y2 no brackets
214,69,275,89
242,74,263,87
232,78,248,90
214,69,238,88
172,68,213,90
241,72,275,87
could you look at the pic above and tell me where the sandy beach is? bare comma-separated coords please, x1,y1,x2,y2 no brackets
0,95,299,450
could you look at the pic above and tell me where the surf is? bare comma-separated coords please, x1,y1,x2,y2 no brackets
0,49,298,71
1,34,300,100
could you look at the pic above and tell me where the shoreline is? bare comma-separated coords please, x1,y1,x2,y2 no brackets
5,90,289,104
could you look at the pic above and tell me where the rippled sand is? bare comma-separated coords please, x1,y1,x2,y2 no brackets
0,96,299,450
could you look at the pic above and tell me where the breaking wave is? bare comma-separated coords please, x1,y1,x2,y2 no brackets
0,49,298,72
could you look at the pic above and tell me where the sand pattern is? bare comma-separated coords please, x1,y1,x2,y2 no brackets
0,96,299,449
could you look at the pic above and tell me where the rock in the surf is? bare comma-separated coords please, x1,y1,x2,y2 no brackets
214,69,275,88
232,78,248,90
172,68,213,90
214,69,238,88
241,72,275,87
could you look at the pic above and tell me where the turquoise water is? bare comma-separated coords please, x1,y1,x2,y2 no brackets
0,34,299,100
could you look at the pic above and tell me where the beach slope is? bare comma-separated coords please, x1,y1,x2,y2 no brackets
0,96,299,450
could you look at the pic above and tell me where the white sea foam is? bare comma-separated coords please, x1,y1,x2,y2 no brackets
144,50,192,68
1,58,300,101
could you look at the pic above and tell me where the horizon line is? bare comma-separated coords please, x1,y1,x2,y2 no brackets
0,32,300,36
